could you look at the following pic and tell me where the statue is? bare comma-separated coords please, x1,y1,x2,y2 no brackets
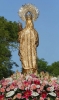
18,4,39,74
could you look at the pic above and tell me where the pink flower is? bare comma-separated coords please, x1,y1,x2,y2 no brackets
6,87,10,92
12,80,18,87
46,87,50,91
17,81,22,86
40,97,44,100
30,84,37,90
2,85,6,89
9,84,14,90
2,81,7,86
42,80,48,85
18,84,24,90
56,90,59,98
16,93,21,99
37,89,40,93
40,85,44,91
30,74,37,78
23,90,31,99
55,84,59,90
55,97,59,100
0,87,5,92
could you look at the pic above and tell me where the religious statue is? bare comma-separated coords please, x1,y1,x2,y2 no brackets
18,4,39,74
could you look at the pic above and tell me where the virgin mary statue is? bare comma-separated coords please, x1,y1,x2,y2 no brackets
18,4,39,74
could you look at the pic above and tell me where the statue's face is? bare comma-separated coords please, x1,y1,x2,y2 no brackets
25,13,32,21
26,17,31,20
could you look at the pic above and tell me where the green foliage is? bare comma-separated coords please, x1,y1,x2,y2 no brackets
0,16,18,42
37,58,59,76
37,58,48,73
47,61,59,76
0,16,18,79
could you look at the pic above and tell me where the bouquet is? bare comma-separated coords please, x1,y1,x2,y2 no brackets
0,71,59,100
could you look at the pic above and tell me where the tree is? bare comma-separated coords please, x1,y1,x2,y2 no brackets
47,61,59,76
37,58,48,73
37,58,59,76
0,16,18,79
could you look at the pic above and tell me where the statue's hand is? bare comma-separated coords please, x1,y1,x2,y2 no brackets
18,22,23,32
18,22,23,42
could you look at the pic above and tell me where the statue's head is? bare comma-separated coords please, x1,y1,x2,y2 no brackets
25,12,32,20
18,4,39,21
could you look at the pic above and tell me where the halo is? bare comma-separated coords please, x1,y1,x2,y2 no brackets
18,4,39,21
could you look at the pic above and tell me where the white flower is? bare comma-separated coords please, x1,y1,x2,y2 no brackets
25,85,30,90
26,75,32,80
5,77,13,84
48,92,56,97
31,91,39,96
50,86,54,92
51,77,57,81
6,91,15,97
40,80,42,84
36,85,40,88
5,77,12,81
14,88,17,92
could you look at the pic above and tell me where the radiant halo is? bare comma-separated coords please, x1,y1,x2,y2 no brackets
18,4,39,21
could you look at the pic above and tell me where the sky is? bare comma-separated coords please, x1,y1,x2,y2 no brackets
0,0,59,72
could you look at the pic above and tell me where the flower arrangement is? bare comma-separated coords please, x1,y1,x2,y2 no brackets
0,71,59,100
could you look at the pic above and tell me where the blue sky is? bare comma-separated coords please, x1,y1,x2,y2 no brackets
0,0,59,72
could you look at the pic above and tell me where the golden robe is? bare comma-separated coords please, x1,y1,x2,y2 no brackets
18,18,39,74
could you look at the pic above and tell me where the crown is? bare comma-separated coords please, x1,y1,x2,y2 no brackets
18,4,39,21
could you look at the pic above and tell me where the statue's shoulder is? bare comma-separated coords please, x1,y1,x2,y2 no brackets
21,27,28,32
18,28,26,36
33,28,38,34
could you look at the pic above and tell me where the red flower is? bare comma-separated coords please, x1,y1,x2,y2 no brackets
34,80,40,85
56,90,59,98
41,91,47,99
23,90,32,99
23,81,30,87
8,98,12,100
0,95,4,100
